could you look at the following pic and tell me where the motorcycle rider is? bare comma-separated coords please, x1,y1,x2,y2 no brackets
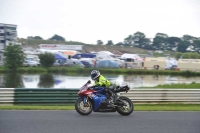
89,70,115,106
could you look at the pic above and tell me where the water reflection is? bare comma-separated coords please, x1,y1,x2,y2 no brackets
38,74,54,88
2,73,24,88
0,74,200,89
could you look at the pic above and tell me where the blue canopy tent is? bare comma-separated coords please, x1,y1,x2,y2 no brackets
55,54,66,61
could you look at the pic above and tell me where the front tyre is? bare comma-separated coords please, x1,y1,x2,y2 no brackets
116,96,134,116
75,98,92,115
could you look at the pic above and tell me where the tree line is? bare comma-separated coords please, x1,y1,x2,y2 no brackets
26,32,200,53
97,32,200,53
27,34,65,41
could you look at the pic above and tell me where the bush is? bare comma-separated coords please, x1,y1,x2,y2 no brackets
3,44,25,71
39,53,55,67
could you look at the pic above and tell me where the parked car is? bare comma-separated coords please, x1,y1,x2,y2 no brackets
165,65,178,70
53,60,61,67
25,57,40,66
63,59,84,68
53,62,61,67
23,60,38,67
80,60,94,68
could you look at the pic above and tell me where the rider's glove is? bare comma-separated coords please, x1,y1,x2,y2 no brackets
88,86,93,90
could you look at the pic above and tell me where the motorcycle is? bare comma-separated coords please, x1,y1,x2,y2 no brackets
75,80,134,115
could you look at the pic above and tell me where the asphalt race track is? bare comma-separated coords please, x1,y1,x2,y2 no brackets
0,111,200,133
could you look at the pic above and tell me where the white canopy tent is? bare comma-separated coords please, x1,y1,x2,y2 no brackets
120,53,143,62
120,53,143,68
96,51,114,60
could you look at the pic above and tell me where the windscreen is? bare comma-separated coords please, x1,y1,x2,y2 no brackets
78,83,89,94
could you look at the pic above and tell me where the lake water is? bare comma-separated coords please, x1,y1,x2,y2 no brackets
1,74,200,89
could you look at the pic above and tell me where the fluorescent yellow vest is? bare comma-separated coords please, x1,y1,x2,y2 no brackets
94,75,111,87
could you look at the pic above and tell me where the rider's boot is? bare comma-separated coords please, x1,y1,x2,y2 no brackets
107,101,114,107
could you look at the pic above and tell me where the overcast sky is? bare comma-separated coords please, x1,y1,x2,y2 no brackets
0,0,200,44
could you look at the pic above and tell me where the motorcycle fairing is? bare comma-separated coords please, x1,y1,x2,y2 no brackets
89,92,107,111
79,85,118,112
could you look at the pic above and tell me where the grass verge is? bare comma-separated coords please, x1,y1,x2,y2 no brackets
135,104,200,111
0,105,74,110
0,104,200,111
0,67,200,77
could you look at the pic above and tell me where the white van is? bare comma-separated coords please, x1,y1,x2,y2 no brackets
26,55,40,62
25,56,40,66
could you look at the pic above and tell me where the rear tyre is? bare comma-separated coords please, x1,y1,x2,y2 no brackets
116,96,133,116
75,98,92,115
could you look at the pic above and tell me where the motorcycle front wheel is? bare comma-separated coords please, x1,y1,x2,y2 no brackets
116,96,134,116
75,98,92,115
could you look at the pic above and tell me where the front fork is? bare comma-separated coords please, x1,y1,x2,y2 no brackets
83,96,90,107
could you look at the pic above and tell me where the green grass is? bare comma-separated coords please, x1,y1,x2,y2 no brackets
135,104,200,111
0,105,74,110
0,67,200,77
0,104,200,111
150,82,200,88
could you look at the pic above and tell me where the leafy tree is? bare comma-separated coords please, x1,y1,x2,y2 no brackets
193,40,200,48
97,40,103,45
49,34,65,41
39,53,55,67
142,40,154,50
132,32,145,42
38,74,54,88
132,32,148,47
182,35,198,42
106,40,114,45
133,32,145,38
124,35,133,45
127,32,154,50
3,44,25,71
155,33,168,38
166,37,181,47
152,33,169,50
34,36,43,40
3,73,24,88
177,41,190,52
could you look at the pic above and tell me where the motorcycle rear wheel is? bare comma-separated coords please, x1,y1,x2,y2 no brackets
75,98,92,115
116,96,134,116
